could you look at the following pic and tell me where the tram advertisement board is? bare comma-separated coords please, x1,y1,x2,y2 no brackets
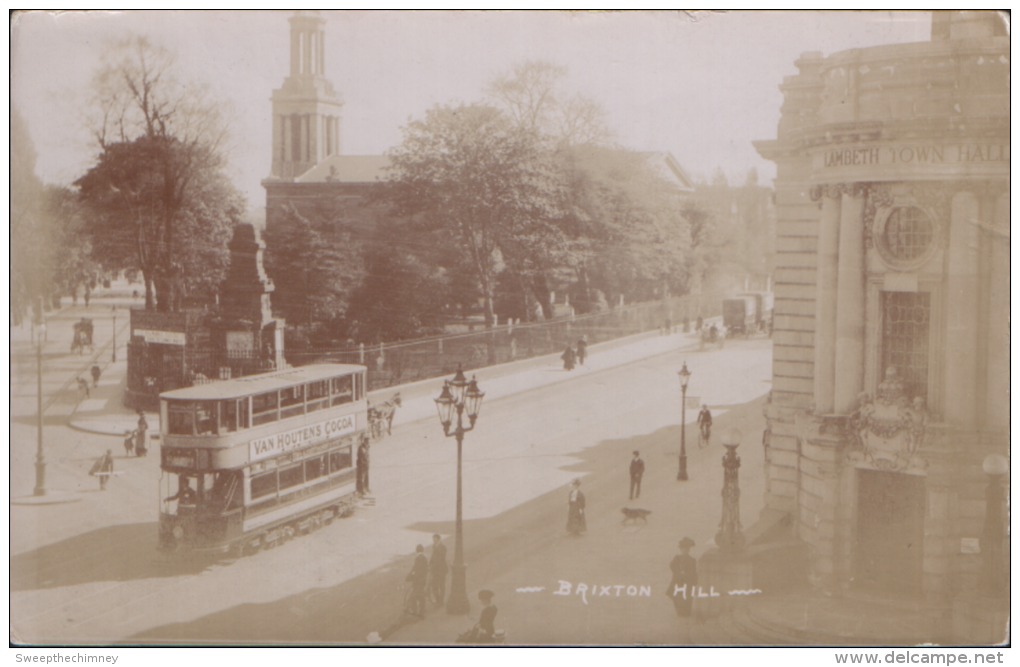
249,414,357,462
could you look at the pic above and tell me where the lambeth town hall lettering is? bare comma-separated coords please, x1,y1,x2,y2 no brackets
823,143,1008,168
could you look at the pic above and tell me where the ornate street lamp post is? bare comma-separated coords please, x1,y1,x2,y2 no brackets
980,454,1008,595
435,366,485,615
677,362,691,481
34,324,48,496
716,427,746,552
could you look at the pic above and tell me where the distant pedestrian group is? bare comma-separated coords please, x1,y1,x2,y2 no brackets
562,336,588,371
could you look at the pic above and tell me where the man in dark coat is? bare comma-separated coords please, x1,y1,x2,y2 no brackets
561,345,576,371
135,411,149,456
697,405,713,446
406,544,429,617
576,336,588,365
429,533,448,607
629,450,645,500
356,436,370,495
668,537,698,617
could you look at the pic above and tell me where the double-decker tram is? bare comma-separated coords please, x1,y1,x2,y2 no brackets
158,364,369,555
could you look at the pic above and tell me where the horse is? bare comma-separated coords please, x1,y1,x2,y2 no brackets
368,392,402,440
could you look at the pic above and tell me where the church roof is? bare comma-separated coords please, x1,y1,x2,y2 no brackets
296,155,391,184
638,152,695,193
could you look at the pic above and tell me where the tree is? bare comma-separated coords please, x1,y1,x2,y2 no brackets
77,35,241,311
344,239,449,341
557,146,690,311
487,60,612,147
386,104,563,329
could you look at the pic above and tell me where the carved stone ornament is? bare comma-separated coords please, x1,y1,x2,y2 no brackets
847,367,928,472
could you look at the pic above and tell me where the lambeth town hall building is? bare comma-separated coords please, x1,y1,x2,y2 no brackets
754,11,1008,642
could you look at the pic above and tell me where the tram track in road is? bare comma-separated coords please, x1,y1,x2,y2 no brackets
13,338,771,645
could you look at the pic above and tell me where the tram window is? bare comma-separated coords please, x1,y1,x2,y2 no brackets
252,391,279,426
281,385,305,419
329,445,353,473
355,373,364,400
307,380,329,413
331,375,353,406
279,464,304,490
222,400,237,432
305,455,326,481
238,398,250,430
195,402,218,435
168,403,195,436
251,471,278,500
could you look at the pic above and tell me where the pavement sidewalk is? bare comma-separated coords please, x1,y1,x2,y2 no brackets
66,321,721,439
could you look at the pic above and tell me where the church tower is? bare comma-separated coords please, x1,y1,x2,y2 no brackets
269,11,344,179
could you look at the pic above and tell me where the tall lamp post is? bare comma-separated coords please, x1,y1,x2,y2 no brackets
34,324,48,496
434,366,485,615
677,362,691,481
716,427,746,552
980,454,1008,595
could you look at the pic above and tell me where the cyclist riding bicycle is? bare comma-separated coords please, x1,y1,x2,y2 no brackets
697,405,713,447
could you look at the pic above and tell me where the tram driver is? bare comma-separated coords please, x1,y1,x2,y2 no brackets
165,476,198,511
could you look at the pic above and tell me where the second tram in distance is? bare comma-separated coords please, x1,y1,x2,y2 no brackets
158,364,370,555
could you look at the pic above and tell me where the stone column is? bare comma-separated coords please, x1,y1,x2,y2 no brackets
813,188,841,413
282,115,292,166
833,187,865,414
300,115,309,165
944,191,980,426
984,192,1009,429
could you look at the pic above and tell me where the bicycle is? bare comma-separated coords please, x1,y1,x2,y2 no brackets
698,422,711,448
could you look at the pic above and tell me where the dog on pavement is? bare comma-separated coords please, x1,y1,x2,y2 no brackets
621,507,652,524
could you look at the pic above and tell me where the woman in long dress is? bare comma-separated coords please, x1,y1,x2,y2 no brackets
566,479,586,535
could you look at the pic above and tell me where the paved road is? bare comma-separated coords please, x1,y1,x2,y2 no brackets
11,316,771,645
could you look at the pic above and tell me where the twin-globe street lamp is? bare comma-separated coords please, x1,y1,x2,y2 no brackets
434,366,485,614
677,362,691,481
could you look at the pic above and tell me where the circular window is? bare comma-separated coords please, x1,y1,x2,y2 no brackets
876,206,937,269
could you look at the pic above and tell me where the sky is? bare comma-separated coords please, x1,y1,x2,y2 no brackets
10,10,934,215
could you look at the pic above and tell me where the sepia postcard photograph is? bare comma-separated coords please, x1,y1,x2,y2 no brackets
9,9,1010,654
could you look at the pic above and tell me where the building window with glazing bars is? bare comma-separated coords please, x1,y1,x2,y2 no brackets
880,291,930,401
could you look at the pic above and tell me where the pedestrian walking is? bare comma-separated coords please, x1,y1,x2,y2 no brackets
566,478,587,536
667,537,698,617
135,411,149,456
561,344,576,371
123,430,135,457
77,377,90,400
356,435,370,495
90,449,115,490
90,364,102,388
697,405,713,447
429,533,449,607
406,544,429,618
629,450,645,500
576,336,588,365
